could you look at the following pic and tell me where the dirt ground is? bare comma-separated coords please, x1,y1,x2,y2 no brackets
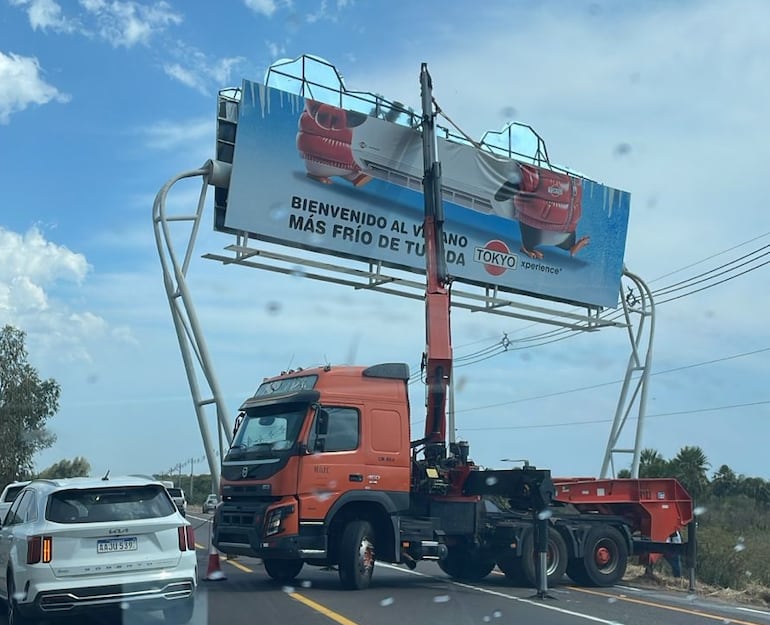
623,563,770,608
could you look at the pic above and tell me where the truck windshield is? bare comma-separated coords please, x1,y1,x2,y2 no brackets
231,404,307,455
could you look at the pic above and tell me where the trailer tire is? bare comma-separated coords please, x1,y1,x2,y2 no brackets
580,525,628,587
438,546,495,581
263,559,304,582
338,520,376,590
566,559,591,586
521,528,568,587
496,553,525,585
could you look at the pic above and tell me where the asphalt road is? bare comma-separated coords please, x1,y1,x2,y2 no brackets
3,512,770,625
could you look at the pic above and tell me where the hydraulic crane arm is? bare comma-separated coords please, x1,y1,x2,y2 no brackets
419,64,452,451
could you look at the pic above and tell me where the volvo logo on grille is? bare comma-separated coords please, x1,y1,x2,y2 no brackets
241,466,249,479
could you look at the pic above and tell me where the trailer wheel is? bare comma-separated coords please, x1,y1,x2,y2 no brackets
580,525,628,587
338,520,376,590
263,558,304,582
521,528,568,587
496,553,525,585
438,546,495,581
566,559,591,586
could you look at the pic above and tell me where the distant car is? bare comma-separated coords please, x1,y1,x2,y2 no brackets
0,480,31,524
202,494,218,514
0,476,197,624
167,487,188,517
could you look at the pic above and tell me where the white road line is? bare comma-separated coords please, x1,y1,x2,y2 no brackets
377,563,623,625
736,606,770,616
614,585,643,593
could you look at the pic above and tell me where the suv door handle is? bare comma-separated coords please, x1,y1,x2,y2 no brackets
348,474,363,483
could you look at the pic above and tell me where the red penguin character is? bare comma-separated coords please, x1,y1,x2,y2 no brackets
296,100,371,187
495,164,590,259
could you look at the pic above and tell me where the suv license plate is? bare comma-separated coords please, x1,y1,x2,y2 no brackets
97,537,138,553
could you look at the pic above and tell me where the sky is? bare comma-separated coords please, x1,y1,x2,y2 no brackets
1,0,769,485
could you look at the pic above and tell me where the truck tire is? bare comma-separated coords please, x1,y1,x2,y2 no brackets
496,553,525,585
521,528,568,587
566,558,591,586
438,545,495,581
579,525,628,587
338,520,375,590
263,559,304,582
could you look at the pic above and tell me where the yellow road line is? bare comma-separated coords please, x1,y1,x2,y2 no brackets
570,586,763,625
289,592,361,625
224,558,253,573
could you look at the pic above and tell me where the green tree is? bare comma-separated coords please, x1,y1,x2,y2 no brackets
37,457,91,479
710,464,740,498
670,445,710,500
0,325,60,486
638,448,670,478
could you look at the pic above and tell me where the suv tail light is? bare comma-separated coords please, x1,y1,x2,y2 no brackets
27,536,53,564
178,526,196,551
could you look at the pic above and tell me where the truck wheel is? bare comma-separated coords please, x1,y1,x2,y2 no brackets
438,546,495,581
338,520,375,590
496,553,525,585
521,528,568,587
566,559,591,586
580,525,628,587
263,559,304,582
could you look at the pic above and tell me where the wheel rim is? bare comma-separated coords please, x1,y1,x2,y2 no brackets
546,542,561,575
359,537,374,574
593,540,617,573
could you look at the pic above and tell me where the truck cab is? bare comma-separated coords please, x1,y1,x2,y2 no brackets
214,363,414,573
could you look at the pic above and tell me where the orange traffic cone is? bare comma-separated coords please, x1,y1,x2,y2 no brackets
203,523,226,581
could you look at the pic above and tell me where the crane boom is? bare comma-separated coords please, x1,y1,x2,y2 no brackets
419,64,452,452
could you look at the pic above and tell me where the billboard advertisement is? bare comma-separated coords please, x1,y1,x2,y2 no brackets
222,80,630,308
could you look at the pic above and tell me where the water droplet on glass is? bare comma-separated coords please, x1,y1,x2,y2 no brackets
433,594,451,603
485,476,498,486
745,570,752,577
121,601,130,610
266,301,282,315
282,585,295,594
686,593,697,602
693,506,707,516
328,480,338,488
269,204,288,221
492,610,502,619
607,596,617,604
379,597,395,607
483,616,491,623
500,106,517,119
300,580,312,588
613,143,632,157
537,509,553,520
291,265,306,278
313,489,332,502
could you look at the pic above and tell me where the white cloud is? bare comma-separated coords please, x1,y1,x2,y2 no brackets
163,45,244,95
9,0,76,32
0,52,70,123
0,226,133,365
79,0,182,47
244,0,278,17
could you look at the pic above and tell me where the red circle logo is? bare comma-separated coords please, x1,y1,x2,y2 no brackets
482,240,510,276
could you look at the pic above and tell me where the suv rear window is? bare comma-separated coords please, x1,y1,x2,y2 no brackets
47,485,176,523
167,488,182,498
2,485,25,502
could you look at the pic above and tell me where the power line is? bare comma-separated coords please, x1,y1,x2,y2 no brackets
458,398,770,432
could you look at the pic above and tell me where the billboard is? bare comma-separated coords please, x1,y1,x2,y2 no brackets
221,79,630,308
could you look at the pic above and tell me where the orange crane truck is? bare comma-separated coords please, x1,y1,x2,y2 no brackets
212,65,695,591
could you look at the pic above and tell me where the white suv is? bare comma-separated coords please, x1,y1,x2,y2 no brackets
0,476,197,624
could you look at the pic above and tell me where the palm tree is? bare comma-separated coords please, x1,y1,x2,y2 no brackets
710,464,739,498
639,448,670,478
670,446,710,500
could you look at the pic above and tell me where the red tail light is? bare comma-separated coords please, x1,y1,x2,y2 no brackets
178,526,196,551
27,536,53,564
